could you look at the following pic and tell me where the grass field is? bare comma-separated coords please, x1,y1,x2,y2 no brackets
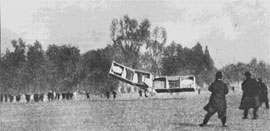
1,90,269,131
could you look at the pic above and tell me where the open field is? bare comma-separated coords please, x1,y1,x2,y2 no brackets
1,90,269,131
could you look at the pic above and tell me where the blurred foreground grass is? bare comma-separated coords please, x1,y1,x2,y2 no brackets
1,91,269,131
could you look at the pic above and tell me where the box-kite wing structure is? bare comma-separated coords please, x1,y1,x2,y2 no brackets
109,61,153,91
153,75,196,93
109,61,196,94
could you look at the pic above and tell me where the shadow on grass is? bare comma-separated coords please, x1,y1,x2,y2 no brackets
172,122,216,127
172,122,198,127
85,97,185,102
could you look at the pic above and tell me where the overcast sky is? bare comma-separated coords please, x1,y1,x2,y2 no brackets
1,0,270,68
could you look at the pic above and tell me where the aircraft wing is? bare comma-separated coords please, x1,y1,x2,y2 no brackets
109,61,152,90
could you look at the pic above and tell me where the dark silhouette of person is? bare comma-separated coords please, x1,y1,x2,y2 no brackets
66,93,71,100
239,71,261,119
66,93,70,100
47,91,54,101
4,94,8,102
9,94,14,102
16,95,21,102
39,94,44,101
199,71,228,127
86,93,90,99
258,78,269,109
25,94,31,102
56,92,60,100
106,92,110,99
112,91,117,99
34,94,39,102
0,94,3,102
232,86,235,92
139,89,143,97
62,93,66,100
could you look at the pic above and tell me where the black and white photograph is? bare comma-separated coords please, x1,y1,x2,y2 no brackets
1,0,270,130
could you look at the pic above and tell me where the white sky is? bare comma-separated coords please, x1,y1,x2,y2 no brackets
1,0,270,68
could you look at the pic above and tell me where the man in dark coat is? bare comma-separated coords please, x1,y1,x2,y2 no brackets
25,94,31,102
258,78,269,109
239,71,261,119
1,94,3,102
199,71,229,127
47,91,54,101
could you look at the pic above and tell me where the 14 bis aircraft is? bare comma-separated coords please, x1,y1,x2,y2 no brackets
109,61,197,96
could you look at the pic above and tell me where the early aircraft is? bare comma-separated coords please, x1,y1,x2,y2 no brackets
153,75,196,93
109,61,196,96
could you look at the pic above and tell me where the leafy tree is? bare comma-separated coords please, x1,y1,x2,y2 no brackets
80,45,119,95
246,58,270,84
46,44,80,93
222,58,270,86
161,42,217,86
1,39,27,95
199,46,216,85
256,61,268,81
203,46,214,70
46,44,62,92
145,27,167,76
110,15,151,68
60,45,81,93
190,42,205,74
161,42,178,75
0,58,9,94
26,41,47,94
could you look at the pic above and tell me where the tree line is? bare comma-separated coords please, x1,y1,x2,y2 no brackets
0,15,269,97
222,58,270,86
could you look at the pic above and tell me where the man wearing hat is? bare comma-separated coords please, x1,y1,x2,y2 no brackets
239,71,261,119
199,71,229,127
258,78,269,109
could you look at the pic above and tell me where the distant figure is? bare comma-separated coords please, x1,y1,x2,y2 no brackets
66,93,70,100
4,94,8,102
39,94,44,101
139,90,143,97
9,94,14,102
47,91,54,101
232,86,235,92
112,91,117,99
16,95,21,102
62,93,66,100
239,71,261,119
0,94,3,102
258,78,269,109
86,93,90,99
198,88,201,95
34,94,39,102
25,94,31,102
106,92,110,99
55,92,60,100
199,71,228,127
69,93,74,100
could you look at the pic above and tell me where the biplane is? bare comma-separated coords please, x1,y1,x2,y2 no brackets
109,61,196,95
153,75,196,93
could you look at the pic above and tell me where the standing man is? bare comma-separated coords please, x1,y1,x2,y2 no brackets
139,89,143,97
239,71,261,119
258,78,269,109
199,71,229,127
112,91,117,99
232,86,235,92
